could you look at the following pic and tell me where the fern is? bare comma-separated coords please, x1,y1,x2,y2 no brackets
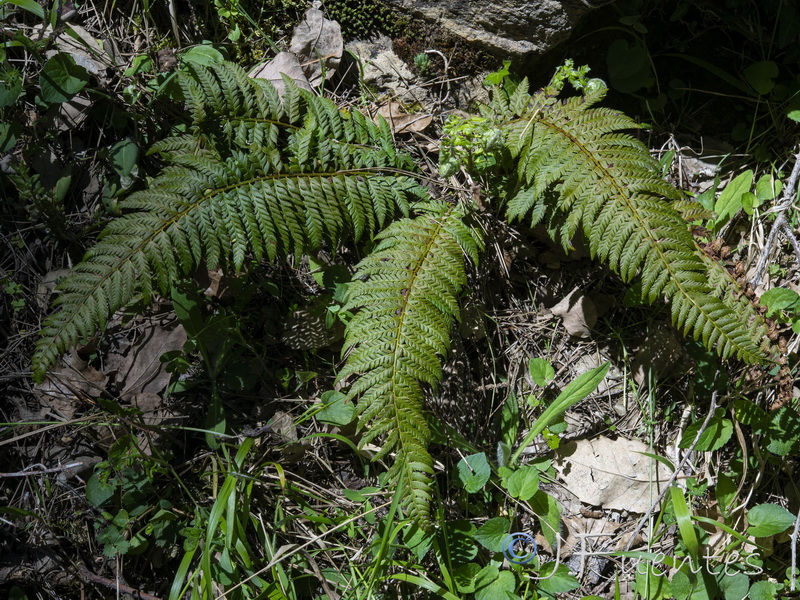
31,60,771,526
31,62,424,382
501,85,769,363
337,201,483,522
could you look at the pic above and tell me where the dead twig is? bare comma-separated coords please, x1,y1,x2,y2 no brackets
77,563,163,600
750,147,800,287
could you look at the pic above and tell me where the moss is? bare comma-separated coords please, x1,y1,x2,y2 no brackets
322,0,403,39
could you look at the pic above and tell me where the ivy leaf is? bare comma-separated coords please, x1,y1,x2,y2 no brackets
679,408,732,452
316,390,355,425
760,288,800,317
454,563,482,593
39,53,89,104
86,473,116,506
747,503,795,537
529,357,555,386
537,561,580,595
474,566,517,600
457,452,491,493
713,170,753,228
473,517,510,552
747,580,780,600
504,466,540,501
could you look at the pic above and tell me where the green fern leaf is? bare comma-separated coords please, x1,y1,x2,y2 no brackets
338,201,483,522
31,63,424,382
503,90,769,363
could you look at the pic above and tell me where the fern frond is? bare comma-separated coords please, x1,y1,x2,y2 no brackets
503,90,769,363
32,63,424,382
338,201,483,523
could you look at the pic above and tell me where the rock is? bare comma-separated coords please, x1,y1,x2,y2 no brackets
386,0,591,59
347,35,426,102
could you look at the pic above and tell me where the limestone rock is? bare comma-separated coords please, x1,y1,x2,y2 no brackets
386,0,592,58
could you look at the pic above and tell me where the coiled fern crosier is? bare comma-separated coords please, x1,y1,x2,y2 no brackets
32,61,771,523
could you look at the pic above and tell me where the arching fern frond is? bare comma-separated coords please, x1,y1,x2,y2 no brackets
31,62,424,382
503,86,769,363
338,201,483,523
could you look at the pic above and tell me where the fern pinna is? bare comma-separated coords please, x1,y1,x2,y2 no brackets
32,61,770,525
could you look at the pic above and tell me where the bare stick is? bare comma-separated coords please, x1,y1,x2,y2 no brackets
751,147,800,287
0,463,82,478
78,563,162,600
791,504,800,591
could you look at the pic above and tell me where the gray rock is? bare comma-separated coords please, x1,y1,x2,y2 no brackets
386,0,592,58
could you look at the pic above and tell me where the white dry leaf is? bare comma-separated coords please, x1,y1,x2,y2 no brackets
249,52,313,95
550,286,597,338
554,435,670,513
289,2,343,88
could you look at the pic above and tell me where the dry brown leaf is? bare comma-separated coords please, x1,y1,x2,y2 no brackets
35,352,107,419
106,320,187,402
550,287,597,338
376,102,432,134
554,435,670,513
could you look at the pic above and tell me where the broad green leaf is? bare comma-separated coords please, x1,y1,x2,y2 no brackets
718,571,749,600
504,466,539,501
670,486,701,560
498,391,519,447
457,452,491,493
86,473,116,506
760,287,800,316
5,0,44,18
789,110,800,123
437,520,477,563
316,390,355,425
529,357,555,386
110,137,139,178
747,503,795,537
453,563,482,593
747,580,780,600
713,170,753,226
743,61,778,95
741,192,759,215
0,122,21,153
511,362,609,465
678,408,732,452
755,174,782,201
475,566,516,600
180,44,225,67
537,561,580,594
473,517,510,552
39,53,89,104
635,563,671,600
733,398,769,428
0,69,22,108
530,490,561,549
